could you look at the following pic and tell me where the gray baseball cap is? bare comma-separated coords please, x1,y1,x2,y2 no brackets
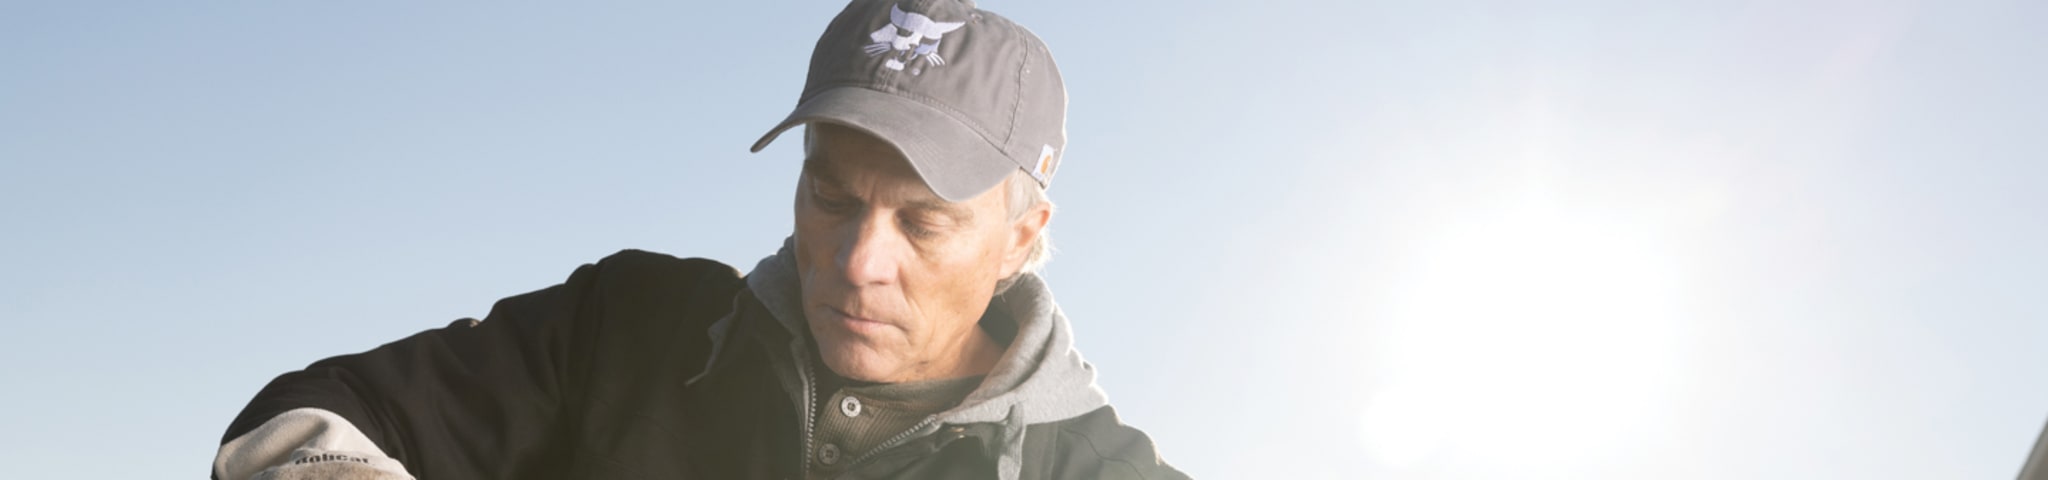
749,0,1067,203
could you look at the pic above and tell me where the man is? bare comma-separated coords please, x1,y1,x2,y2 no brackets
212,1,1187,479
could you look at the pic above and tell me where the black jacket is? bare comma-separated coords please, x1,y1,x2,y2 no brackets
220,250,1187,479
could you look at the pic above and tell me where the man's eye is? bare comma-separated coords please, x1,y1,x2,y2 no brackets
900,211,960,239
899,219,939,239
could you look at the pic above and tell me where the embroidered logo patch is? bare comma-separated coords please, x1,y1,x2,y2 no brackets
863,4,966,75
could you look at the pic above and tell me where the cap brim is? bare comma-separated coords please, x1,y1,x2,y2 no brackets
750,86,1016,203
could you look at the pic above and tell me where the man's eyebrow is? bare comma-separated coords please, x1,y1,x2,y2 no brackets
903,198,975,225
803,153,970,223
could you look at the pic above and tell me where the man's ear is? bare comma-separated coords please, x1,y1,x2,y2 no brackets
998,198,1052,279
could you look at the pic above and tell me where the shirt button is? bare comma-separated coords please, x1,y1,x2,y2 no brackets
840,395,863,418
818,443,842,465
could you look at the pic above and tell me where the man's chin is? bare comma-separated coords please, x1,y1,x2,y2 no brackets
816,344,900,383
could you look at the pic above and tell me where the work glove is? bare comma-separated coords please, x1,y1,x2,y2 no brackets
247,448,414,480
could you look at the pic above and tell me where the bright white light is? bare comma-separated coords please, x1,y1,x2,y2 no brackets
1359,191,1691,477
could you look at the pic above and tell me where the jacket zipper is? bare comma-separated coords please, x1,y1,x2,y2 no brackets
837,415,942,475
796,346,819,480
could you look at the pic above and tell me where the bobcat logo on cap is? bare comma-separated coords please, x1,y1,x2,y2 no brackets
863,4,966,75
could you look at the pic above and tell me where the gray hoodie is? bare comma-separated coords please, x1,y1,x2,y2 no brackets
723,239,1110,480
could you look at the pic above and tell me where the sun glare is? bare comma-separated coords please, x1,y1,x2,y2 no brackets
1360,192,1691,476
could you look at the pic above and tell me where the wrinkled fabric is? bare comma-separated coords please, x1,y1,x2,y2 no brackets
218,249,1188,479
741,238,1110,479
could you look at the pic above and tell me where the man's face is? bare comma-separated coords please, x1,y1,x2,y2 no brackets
793,123,1040,383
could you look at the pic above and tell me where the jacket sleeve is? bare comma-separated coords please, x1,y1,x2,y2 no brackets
216,250,722,479
1029,407,1194,480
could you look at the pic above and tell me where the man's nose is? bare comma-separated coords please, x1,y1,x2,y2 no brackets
837,214,901,286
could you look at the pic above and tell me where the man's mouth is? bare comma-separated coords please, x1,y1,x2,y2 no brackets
826,305,894,335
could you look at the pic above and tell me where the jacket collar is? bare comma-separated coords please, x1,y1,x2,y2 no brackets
691,237,1109,480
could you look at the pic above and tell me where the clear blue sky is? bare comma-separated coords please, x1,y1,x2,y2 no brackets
3,1,2045,478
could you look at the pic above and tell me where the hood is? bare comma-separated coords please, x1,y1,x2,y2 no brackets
733,237,1110,479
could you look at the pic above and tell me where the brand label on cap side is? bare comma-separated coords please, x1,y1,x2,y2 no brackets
1033,144,1059,184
